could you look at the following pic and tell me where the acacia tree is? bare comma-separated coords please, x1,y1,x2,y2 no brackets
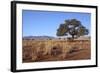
56,19,89,39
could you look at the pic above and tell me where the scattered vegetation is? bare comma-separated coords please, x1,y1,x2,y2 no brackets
23,39,91,62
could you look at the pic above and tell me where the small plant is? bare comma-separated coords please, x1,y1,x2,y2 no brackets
23,46,32,61
51,46,62,56
68,47,79,54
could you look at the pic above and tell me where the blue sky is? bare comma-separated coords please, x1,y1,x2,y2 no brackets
22,10,91,37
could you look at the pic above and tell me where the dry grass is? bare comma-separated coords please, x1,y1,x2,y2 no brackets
22,39,91,63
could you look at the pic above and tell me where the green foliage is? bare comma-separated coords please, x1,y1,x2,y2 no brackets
56,19,89,39
56,24,68,36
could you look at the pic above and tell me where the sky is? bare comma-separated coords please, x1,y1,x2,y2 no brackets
22,10,91,37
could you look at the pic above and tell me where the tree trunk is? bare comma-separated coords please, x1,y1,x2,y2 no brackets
72,35,74,39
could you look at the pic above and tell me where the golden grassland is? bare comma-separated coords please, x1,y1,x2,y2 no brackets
22,39,91,63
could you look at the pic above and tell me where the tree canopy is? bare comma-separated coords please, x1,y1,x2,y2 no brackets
56,19,89,39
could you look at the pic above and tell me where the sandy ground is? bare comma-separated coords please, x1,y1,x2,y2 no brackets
65,48,91,60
